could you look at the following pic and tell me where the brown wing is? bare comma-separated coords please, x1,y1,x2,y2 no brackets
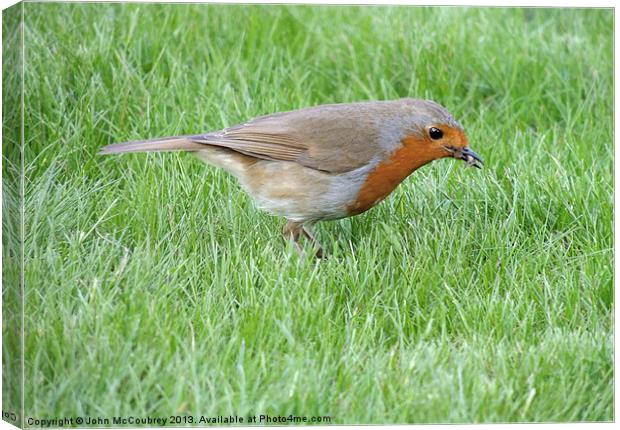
195,101,412,173
101,100,455,173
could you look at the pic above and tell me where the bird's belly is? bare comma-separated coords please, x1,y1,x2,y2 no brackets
239,160,372,222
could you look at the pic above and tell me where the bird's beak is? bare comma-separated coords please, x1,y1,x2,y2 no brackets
443,146,483,169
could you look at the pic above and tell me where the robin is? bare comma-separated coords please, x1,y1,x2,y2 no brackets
101,98,482,258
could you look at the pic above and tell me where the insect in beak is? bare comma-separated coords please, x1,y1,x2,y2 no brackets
443,146,483,169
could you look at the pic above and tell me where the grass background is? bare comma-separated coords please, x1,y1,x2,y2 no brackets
2,1,613,424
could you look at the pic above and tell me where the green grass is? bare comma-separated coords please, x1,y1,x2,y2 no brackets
2,2,613,424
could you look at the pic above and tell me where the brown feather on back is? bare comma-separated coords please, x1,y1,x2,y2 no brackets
101,99,461,174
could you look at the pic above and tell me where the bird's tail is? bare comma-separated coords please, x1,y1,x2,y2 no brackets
99,135,206,155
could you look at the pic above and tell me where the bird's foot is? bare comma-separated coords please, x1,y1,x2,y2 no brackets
302,225,325,259
282,220,325,259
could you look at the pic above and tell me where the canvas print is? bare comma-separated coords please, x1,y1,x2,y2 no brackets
1,0,613,426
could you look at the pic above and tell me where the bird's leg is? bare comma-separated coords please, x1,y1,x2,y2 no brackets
301,224,324,259
282,220,305,256
282,220,324,259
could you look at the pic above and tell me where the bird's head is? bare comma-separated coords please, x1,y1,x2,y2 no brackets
399,99,483,169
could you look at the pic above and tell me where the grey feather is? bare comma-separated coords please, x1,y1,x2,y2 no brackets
99,136,206,155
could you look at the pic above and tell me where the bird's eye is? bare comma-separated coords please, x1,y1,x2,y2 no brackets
429,127,443,140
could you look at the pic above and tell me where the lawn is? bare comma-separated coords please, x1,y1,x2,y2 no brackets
2,2,613,424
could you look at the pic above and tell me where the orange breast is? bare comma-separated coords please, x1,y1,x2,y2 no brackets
347,136,440,215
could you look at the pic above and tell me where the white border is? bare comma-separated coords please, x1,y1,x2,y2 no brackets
0,1,616,430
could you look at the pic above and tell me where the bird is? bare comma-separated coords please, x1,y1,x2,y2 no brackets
100,98,482,258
